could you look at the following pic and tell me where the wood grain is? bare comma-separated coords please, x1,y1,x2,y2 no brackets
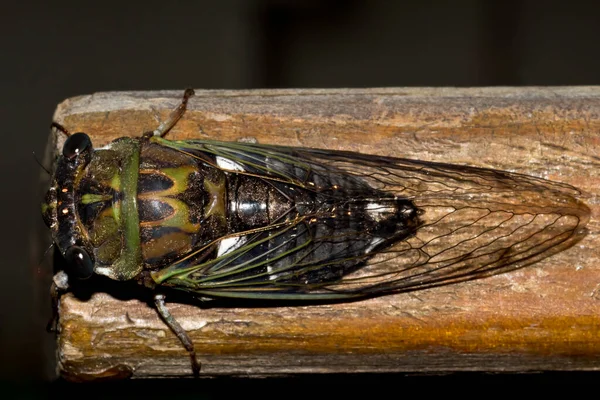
47,88,600,380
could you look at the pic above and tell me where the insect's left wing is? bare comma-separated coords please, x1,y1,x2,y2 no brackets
153,137,590,299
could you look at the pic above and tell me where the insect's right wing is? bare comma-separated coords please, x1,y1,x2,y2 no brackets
153,138,591,298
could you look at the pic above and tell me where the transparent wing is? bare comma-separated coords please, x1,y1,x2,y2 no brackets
153,138,590,299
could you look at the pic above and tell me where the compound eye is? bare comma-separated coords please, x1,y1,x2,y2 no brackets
64,246,94,280
63,132,92,160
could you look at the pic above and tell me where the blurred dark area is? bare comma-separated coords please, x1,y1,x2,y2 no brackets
1,0,599,394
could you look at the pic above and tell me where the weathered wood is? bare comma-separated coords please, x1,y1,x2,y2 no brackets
48,87,600,381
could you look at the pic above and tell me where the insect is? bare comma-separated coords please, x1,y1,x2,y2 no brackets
43,89,590,377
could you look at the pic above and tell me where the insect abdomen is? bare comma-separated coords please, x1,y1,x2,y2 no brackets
275,193,421,285
227,174,295,230
217,163,422,287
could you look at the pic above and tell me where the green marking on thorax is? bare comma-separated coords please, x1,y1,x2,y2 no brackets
110,173,121,191
95,138,142,281
203,178,226,221
160,167,194,192
81,193,112,204
139,165,199,232
150,202,198,232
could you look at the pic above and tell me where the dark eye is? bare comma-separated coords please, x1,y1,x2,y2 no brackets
63,132,91,160
64,246,94,279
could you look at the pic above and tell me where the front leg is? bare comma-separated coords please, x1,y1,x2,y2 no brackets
146,89,195,138
47,271,69,332
154,293,201,377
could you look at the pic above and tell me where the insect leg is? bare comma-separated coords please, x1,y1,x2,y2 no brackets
151,88,195,137
50,122,71,137
47,271,69,332
46,282,61,332
153,293,201,377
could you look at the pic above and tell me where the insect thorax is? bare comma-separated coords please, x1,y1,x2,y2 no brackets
65,137,302,281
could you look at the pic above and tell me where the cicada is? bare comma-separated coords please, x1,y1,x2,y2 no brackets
42,89,590,376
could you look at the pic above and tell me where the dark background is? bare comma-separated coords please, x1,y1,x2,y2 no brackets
2,0,599,393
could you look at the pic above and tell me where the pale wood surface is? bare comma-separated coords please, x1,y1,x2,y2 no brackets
48,87,600,380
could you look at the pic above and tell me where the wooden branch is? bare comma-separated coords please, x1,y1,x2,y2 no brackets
48,88,600,381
